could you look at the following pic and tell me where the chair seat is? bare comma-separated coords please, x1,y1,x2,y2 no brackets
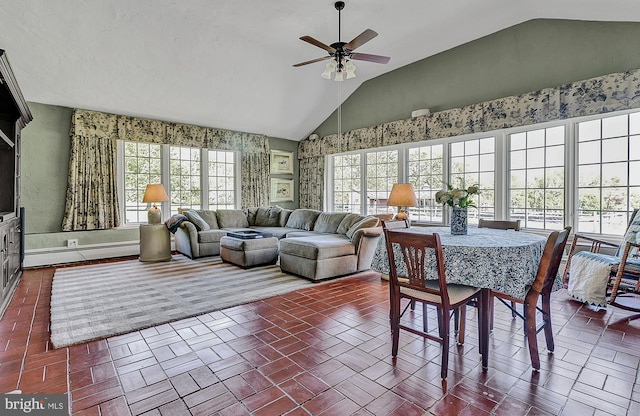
401,281,480,306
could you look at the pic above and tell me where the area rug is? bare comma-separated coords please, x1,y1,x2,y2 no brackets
50,256,319,348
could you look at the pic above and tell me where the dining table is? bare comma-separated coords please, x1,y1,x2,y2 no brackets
370,225,554,370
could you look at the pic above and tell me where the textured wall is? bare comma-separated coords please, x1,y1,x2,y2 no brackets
314,19,640,137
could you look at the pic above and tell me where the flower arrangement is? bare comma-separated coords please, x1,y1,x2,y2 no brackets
435,184,479,208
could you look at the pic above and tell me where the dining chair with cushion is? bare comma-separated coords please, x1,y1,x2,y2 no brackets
491,226,571,370
563,209,640,320
383,228,484,379
478,218,521,231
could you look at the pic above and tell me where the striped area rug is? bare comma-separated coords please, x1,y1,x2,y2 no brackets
50,256,316,348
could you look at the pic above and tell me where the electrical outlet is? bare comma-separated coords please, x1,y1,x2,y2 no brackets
67,239,78,249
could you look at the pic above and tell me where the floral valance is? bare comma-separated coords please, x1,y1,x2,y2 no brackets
298,67,640,158
71,108,266,152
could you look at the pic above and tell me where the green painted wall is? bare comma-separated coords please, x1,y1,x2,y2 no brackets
315,19,640,137
268,136,299,209
20,103,300,250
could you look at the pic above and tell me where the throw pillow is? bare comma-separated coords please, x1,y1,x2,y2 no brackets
183,210,210,231
279,208,293,227
195,210,219,229
255,206,282,226
337,213,365,234
285,209,321,231
346,216,380,239
313,212,348,233
245,207,259,225
216,209,250,228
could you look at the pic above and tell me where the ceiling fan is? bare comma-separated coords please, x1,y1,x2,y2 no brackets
293,1,390,80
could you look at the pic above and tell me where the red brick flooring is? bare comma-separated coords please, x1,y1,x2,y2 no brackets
1,258,640,415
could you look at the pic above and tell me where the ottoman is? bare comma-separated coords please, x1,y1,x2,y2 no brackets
220,236,279,268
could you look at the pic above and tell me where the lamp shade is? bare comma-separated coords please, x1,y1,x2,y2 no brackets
387,183,418,207
142,184,169,203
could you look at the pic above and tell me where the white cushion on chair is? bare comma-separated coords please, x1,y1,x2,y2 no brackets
400,280,480,305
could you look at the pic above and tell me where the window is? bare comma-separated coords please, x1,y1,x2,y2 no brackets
169,146,201,213
332,153,362,214
122,142,162,223
207,150,236,210
326,109,639,236
366,150,398,215
118,142,238,224
576,113,640,234
450,137,495,224
509,126,565,230
408,144,444,222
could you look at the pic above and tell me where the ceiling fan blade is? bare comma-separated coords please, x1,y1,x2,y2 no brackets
344,29,378,51
350,52,390,64
293,56,332,67
300,36,336,53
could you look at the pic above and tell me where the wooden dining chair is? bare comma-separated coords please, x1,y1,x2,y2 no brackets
491,226,571,370
478,218,521,231
478,218,521,321
383,228,483,379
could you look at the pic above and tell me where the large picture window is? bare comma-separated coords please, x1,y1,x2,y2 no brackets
118,142,238,224
326,109,639,236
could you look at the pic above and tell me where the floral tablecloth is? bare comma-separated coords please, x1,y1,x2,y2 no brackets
371,226,560,300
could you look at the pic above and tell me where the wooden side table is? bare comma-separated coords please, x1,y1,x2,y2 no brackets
139,224,171,262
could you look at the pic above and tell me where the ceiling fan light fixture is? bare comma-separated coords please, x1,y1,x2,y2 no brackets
345,60,356,79
334,70,344,82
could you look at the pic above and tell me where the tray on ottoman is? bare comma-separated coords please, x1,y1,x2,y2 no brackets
226,230,272,239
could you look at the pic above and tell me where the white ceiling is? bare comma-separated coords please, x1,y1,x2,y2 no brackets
1,1,639,141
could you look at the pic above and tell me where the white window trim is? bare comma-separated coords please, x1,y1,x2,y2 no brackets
325,108,640,237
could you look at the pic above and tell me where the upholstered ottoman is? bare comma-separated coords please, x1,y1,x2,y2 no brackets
220,236,279,268
278,235,358,281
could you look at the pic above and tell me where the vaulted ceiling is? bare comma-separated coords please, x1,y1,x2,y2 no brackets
1,1,639,140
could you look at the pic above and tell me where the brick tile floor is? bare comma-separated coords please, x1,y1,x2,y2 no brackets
1,258,640,415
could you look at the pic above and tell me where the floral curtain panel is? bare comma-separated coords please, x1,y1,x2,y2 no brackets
298,67,640,209
241,134,271,207
64,109,270,230
62,112,120,230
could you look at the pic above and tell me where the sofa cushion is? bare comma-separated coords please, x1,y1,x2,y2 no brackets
346,216,380,239
255,206,282,226
313,212,348,234
279,208,293,227
183,210,210,231
285,209,321,231
245,207,260,225
197,229,227,243
337,213,366,234
217,209,249,228
279,235,355,260
196,210,219,229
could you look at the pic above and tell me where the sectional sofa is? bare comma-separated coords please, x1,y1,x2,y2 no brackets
173,206,382,281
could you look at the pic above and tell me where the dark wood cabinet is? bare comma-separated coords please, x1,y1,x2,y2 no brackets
0,49,32,316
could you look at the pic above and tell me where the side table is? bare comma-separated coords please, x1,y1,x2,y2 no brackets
139,224,171,262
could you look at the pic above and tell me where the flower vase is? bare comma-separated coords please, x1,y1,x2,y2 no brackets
451,206,468,235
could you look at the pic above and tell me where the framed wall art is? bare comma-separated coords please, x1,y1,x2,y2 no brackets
270,178,294,202
270,150,294,174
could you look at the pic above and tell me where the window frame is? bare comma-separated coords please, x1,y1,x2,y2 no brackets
116,141,241,225
325,108,640,239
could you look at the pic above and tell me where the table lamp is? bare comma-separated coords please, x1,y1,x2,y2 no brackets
387,183,418,221
142,184,169,224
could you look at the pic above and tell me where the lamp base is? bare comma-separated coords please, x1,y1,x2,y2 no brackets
394,209,408,220
148,205,162,224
